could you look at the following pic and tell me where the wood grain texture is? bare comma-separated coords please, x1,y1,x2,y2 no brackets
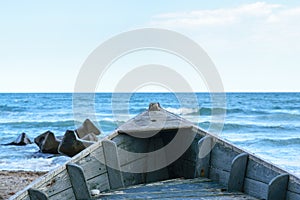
245,159,280,184
243,178,268,199
66,163,91,200
196,136,213,178
98,177,257,200
267,173,289,200
210,143,239,173
228,153,249,192
102,139,125,190
38,170,72,198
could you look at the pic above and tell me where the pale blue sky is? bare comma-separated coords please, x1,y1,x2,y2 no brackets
0,0,300,92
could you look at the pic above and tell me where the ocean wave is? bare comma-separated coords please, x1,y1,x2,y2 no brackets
240,138,300,146
0,120,76,129
223,122,298,132
0,104,26,112
165,107,251,116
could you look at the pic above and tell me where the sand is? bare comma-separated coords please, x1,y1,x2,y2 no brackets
0,171,46,200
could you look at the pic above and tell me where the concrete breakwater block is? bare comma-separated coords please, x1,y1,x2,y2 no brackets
2,132,32,146
34,131,61,154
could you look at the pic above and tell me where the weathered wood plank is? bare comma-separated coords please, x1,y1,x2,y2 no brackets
49,187,75,200
100,190,256,199
287,191,300,200
210,143,239,172
38,170,72,197
74,147,107,180
145,137,169,183
209,167,230,186
228,153,249,192
120,156,148,187
288,176,300,195
122,172,145,187
246,159,281,184
99,177,257,200
28,189,48,200
117,110,193,134
112,134,148,153
102,139,125,189
120,155,148,172
267,174,289,200
119,148,148,167
169,157,197,179
243,178,268,199
66,163,91,200
196,136,213,178
87,173,110,192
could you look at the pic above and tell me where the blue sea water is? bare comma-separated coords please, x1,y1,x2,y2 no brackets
0,93,299,177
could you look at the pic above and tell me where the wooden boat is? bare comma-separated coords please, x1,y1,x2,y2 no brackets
11,103,300,200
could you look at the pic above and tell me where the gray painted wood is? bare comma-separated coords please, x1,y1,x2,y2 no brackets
288,176,300,195
39,170,72,197
195,136,213,178
28,189,48,200
228,153,249,192
209,167,230,186
267,173,289,200
49,187,75,200
98,177,258,200
243,178,268,199
287,191,300,200
210,143,239,172
145,137,169,183
102,139,125,189
66,163,91,200
117,110,193,134
74,149,107,180
246,159,281,184
87,173,110,193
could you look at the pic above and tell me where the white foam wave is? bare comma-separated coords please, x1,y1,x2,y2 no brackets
165,107,198,115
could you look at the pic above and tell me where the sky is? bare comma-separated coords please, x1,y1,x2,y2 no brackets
0,0,300,92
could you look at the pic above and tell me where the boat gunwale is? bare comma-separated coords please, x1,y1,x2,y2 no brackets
10,109,300,199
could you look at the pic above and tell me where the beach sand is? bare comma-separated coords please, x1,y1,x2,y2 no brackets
0,171,46,200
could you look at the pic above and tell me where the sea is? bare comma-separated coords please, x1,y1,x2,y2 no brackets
0,93,299,177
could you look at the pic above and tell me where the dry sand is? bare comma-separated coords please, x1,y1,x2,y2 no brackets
0,171,46,200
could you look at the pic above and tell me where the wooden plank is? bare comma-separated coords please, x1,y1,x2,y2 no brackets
243,178,268,199
145,137,169,183
117,110,193,134
287,191,300,200
28,189,48,200
246,159,281,184
98,177,257,199
74,147,107,180
209,167,230,187
169,157,197,179
288,176,300,195
121,156,148,187
100,189,255,199
87,173,110,192
122,172,145,187
102,139,125,189
66,163,91,200
228,153,249,192
112,133,149,164
38,170,72,197
210,143,239,172
49,187,75,200
196,136,213,178
267,173,289,200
